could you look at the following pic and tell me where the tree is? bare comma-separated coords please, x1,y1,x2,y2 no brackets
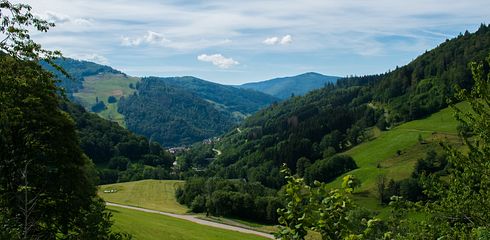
0,1,129,239
422,54,490,237
108,96,117,103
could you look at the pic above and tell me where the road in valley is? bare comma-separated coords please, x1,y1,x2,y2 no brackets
106,202,275,239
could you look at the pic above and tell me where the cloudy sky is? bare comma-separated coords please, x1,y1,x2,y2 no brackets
15,0,490,84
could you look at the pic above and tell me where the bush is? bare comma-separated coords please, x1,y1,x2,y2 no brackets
108,95,117,103
305,155,357,183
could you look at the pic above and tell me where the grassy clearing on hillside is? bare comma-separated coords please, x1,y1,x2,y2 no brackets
98,180,188,214
109,206,268,240
73,73,139,126
326,103,467,209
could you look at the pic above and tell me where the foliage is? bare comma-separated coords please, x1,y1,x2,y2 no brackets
62,101,174,184
305,155,357,184
176,177,281,223
0,0,60,60
108,95,117,103
421,54,490,237
0,55,127,238
118,76,277,146
277,166,390,240
92,100,107,112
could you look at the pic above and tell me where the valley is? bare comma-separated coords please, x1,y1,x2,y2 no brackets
1,1,489,239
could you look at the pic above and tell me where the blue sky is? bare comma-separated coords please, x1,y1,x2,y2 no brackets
16,0,490,84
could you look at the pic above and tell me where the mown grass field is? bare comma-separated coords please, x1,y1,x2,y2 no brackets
98,179,188,214
73,73,139,126
326,103,467,210
109,206,268,240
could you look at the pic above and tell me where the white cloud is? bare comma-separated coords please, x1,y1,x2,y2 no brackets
121,31,170,47
39,11,92,26
263,35,293,45
71,53,109,65
280,35,293,45
263,37,279,45
197,54,239,69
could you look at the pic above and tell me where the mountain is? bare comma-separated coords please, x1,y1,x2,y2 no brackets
118,76,278,147
239,72,339,99
153,76,279,115
180,24,490,189
45,60,278,146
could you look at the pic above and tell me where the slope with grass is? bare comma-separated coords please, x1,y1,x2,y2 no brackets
109,206,269,240
99,179,188,214
325,103,467,208
73,73,139,126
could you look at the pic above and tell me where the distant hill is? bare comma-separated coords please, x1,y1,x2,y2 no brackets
118,76,278,146
239,72,339,99
154,76,279,115
40,58,123,97
45,59,278,146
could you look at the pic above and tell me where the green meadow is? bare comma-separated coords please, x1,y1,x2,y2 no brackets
73,73,139,126
99,179,188,214
109,206,268,240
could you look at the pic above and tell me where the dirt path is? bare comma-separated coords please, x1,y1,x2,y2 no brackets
106,202,275,239
212,148,222,156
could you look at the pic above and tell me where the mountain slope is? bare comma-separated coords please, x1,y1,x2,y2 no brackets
46,60,278,146
180,24,490,189
41,58,123,97
153,76,279,115
61,100,175,184
118,77,278,147
239,72,339,99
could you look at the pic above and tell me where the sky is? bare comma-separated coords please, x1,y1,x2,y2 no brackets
13,0,490,84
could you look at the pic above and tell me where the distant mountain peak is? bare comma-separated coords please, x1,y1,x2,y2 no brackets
239,72,339,99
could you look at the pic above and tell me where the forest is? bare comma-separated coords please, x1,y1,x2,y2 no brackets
176,24,490,227
178,24,490,188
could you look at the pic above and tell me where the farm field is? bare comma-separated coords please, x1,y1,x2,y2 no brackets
99,179,188,214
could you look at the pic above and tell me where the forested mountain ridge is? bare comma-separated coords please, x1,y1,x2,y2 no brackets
180,24,490,189
239,72,339,99
44,60,278,146
154,76,279,114
118,76,278,147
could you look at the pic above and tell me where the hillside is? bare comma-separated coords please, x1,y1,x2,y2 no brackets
118,77,278,146
47,60,278,146
180,24,490,190
156,76,279,114
62,101,175,184
239,72,339,99
40,58,123,97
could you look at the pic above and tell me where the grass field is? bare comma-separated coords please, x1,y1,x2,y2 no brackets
98,180,188,214
326,103,467,209
109,206,268,240
73,73,140,126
